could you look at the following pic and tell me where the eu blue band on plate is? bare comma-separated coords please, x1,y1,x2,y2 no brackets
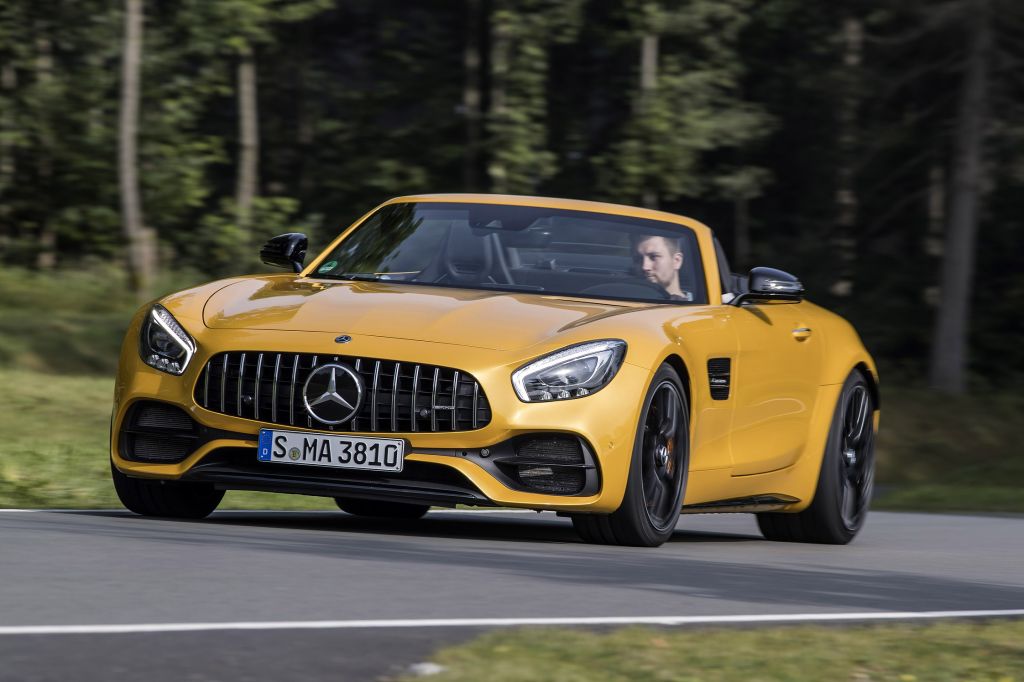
258,429,273,461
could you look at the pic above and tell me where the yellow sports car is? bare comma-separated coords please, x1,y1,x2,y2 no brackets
111,194,879,547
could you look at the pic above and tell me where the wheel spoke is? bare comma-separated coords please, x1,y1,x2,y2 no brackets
646,475,665,515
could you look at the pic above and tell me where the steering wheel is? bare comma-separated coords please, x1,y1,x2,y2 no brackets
579,280,672,300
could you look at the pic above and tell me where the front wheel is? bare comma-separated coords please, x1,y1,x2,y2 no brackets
334,497,430,519
757,369,876,544
572,364,689,547
111,460,224,519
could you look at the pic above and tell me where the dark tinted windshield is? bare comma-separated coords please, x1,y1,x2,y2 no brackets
312,202,707,305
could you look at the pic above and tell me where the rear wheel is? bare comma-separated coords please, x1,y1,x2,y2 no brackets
757,370,876,544
572,364,689,547
334,497,430,519
111,460,224,519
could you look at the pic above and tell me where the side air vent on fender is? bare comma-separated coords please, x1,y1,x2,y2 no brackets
707,358,731,400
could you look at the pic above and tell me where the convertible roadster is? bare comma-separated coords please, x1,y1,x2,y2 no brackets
111,194,878,547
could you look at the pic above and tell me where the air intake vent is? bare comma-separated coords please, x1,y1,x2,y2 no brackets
120,401,199,463
707,358,731,400
195,352,491,433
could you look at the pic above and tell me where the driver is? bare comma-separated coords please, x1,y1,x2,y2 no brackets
634,234,693,301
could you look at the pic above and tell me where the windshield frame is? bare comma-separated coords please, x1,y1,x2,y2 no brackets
302,199,713,307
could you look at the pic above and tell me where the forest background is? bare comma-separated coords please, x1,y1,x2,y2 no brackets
0,0,1021,510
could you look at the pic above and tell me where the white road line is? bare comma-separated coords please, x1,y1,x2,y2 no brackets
0,508,538,514
1,610,1023,636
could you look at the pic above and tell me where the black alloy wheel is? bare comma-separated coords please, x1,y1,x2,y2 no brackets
111,460,224,519
334,497,430,519
757,370,876,544
572,364,689,547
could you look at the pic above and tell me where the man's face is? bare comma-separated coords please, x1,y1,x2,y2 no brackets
635,236,683,291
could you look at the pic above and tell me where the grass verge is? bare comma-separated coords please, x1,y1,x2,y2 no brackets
398,621,1024,682
0,369,331,510
0,368,1020,512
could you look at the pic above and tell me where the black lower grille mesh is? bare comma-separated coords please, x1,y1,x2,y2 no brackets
194,352,491,433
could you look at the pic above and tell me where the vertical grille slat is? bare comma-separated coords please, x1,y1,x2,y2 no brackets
196,352,490,433
450,371,460,432
237,353,247,417
220,354,228,413
371,360,381,432
472,382,479,430
289,354,299,426
430,368,439,432
411,365,420,433
391,362,400,432
271,354,281,423
307,355,318,429
254,353,264,421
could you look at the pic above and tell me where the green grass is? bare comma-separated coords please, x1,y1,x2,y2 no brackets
872,387,1024,513
0,369,331,510
0,367,1020,511
399,621,1024,682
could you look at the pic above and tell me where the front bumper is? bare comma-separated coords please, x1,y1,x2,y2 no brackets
112,323,650,513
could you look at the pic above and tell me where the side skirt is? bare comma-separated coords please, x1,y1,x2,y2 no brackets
681,494,800,514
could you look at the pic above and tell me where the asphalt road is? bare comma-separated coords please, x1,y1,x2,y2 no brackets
1,508,1023,681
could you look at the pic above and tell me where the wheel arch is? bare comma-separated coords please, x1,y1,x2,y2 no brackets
854,361,880,409
661,353,692,415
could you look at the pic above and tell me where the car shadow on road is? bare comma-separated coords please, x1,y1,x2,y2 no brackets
70,509,759,545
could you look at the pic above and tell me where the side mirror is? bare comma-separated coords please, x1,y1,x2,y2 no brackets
260,233,308,273
731,266,804,306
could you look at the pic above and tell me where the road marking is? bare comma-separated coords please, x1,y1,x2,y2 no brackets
2,610,1023,636
0,508,539,515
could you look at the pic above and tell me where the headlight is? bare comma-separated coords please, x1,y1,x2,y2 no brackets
512,340,626,402
139,305,196,375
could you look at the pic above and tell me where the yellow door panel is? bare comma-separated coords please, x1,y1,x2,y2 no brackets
729,301,823,475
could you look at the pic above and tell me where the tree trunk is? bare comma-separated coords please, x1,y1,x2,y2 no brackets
922,162,945,306
463,0,482,192
35,35,56,269
119,0,155,300
829,15,862,298
236,44,259,244
0,63,16,247
928,0,992,394
487,11,509,194
640,33,658,209
734,196,750,270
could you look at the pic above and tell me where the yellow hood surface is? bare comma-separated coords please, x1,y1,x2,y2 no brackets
202,276,648,351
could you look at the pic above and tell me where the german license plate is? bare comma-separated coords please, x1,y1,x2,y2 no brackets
257,429,405,472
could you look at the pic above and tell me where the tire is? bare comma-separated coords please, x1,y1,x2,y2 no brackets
571,364,689,547
334,497,430,519
111,460,224,519
757,369,876,544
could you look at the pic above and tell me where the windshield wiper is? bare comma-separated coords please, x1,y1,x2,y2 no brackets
328,272,384,282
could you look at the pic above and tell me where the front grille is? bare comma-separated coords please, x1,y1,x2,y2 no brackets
194,352,492,433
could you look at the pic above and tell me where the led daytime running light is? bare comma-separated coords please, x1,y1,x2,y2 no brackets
141,305,196,375
512,339,626,402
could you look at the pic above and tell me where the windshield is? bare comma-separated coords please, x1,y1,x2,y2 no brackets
311,202,708,305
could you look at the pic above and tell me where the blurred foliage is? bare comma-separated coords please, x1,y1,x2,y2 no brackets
0,0,1022,387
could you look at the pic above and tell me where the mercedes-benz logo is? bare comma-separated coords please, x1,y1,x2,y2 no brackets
302,363,364,425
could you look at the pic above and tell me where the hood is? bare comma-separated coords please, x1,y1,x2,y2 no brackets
202,276,649,351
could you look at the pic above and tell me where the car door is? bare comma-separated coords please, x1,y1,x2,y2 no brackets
727,299,824,476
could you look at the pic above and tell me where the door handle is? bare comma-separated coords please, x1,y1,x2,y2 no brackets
792,327,812,341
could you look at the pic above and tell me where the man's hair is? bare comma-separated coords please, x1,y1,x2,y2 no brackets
633,234,683,256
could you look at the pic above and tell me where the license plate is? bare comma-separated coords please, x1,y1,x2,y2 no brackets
257,429,405,472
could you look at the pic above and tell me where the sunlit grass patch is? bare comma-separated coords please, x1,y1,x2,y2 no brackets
401,621,1024,682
